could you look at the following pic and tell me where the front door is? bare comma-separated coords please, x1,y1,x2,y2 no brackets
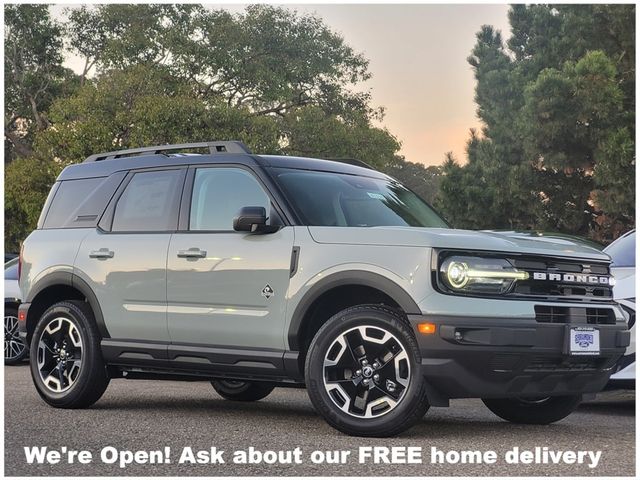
166,166,294,352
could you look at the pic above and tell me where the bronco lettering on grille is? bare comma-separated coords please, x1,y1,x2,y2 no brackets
532,271,612,285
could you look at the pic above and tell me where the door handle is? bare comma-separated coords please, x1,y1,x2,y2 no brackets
89,248,114,259
177,248,207,258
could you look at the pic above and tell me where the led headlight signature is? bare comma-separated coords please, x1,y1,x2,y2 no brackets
440,256,529,294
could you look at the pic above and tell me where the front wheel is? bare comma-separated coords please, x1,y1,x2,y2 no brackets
211,379,275,401
305,305,430,437
482,395,582,424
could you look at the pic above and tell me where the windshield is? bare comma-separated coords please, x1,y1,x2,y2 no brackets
273,168,448,228
604,230,635,267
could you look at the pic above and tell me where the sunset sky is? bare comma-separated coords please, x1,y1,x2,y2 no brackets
54,4,511,166
294,4,512,166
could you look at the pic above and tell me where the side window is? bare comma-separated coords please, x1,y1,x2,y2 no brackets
43,178,102,228
190,168,270,231
112,170,183,232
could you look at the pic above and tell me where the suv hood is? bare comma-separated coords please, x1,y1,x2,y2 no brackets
308,226,610,262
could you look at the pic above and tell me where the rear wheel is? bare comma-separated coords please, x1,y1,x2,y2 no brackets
30,301,110,408
211,379,275,401
5,306,28,365
305,305,429,437
482,395,582,424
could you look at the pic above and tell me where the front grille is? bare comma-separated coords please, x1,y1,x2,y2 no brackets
488,354,615,373
510,257,613,302
524,356,613,372
534,306,616,324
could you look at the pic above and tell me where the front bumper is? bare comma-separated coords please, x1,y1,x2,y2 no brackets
408,314,630,403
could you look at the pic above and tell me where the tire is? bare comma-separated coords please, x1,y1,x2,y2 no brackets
30,300,110,408
482,395,582,424
211,379,275,401
5,305,28,365
305,304,430,437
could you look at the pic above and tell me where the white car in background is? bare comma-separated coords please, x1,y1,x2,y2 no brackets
4,258,28,364
605,229,635,389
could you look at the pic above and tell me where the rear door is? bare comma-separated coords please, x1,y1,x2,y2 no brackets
75,168,186,343
166,165,294,355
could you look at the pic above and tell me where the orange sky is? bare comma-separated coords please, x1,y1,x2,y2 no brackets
298,4,512,166
54,4,511,166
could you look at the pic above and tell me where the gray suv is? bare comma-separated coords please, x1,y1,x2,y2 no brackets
18,141,630,437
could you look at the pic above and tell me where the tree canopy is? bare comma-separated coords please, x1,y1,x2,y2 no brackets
438,4,635,242
4,4,76,159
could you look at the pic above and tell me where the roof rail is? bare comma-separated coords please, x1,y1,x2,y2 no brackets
83,141,251,163
327,158,374,170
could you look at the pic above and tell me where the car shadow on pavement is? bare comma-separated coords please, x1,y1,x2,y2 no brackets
93,396,319,419
578,401,635,416
405,416,585,440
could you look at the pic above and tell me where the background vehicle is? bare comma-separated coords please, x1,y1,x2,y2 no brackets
605,230,635,389
5,258,28,364
18,141,630,437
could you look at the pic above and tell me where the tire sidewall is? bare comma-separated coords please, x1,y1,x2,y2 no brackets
306,307,425,434
211,379,275,401
213,380,252,395
30,303,96,404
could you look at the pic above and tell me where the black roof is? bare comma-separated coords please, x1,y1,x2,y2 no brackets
57,152,388,181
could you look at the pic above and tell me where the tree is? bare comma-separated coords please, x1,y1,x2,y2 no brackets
65,4,372,119
439,5,635,242
383,160,443,205
33,65,281,166
4,157,59,252
4,4,76,160
282,106,399,169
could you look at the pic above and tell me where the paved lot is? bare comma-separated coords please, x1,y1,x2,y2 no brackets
4,363,635,477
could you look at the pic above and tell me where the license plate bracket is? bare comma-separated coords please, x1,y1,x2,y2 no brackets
566,326,600,356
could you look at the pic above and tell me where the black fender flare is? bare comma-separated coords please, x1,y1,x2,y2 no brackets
25,271,110,338
287,270,421,350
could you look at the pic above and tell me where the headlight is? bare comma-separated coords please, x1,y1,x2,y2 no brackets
439,255,529,295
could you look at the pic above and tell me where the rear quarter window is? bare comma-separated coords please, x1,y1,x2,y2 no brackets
41,172,127,229
43,178,104,229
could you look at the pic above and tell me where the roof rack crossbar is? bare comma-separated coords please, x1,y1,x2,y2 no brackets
83,141,251,163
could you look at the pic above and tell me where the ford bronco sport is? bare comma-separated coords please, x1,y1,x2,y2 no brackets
18,141,630,437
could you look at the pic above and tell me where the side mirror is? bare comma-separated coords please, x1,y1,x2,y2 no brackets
233,206,279,234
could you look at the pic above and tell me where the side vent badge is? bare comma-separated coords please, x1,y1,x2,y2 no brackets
261,284,274,299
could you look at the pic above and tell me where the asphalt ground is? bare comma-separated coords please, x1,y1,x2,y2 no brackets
4,363,636,477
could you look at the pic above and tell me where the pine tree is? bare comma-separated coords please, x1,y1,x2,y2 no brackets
439,5,635,242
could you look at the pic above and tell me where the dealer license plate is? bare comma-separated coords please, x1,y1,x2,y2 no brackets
569,327,600,356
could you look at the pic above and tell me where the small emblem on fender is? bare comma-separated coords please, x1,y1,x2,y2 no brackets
261,284,274,299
